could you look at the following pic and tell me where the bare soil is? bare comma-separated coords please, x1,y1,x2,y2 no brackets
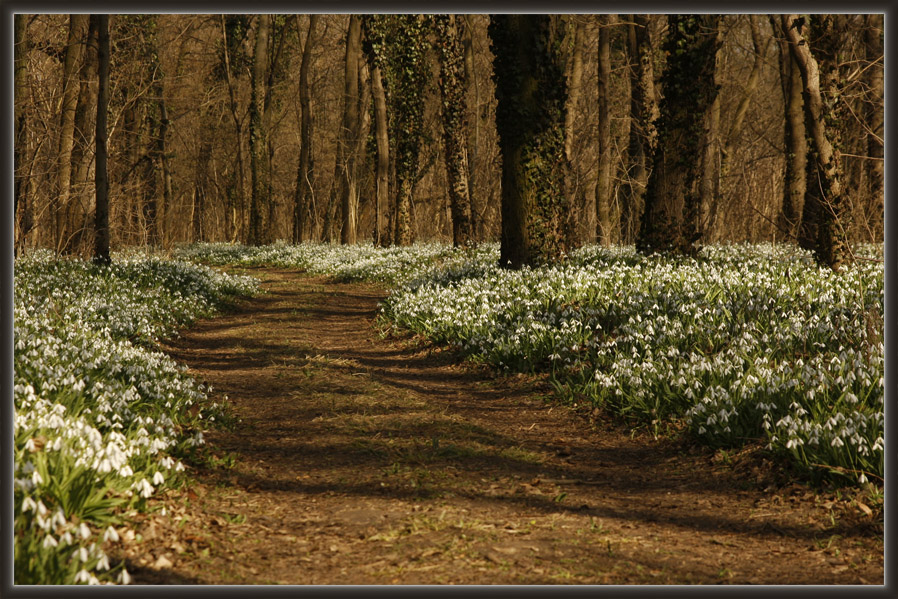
121,267,883,585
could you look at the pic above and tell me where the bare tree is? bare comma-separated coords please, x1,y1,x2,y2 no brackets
434,14,474,246
93,14,111,266
863,14,883,241
56,15,89,253
781,14,851,269
293,15,318,243
339,15,362,244
621,14,658,244
771,14,808,241
14,14,30,255
595,14,615,245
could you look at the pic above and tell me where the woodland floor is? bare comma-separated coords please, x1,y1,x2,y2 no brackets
122,267,883,585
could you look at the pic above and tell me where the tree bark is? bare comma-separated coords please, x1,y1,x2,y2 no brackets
637,14,723,256
772,15,808,241
67,17,98,256
56,14,89,253
699,17,725,242
781,14,850,269
462,16,481,240
562,17,586,245
293,15,318,243
387,15,429,246
220,16,248,242
863,14,883,241
370,63,389,246
621,14,658,245
14,14,30,255
435,14,474,247
92,14,110,266
595,15,614,246
340,15,362,244
248,14,271,246
490,15,569,268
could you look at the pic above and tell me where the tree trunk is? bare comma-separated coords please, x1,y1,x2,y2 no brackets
340,15,362,245
248,14,271,246
699,18,725,242
637,14,722,256
562,17,586,245
67,17,98,256
221,15,248,242
14,14,30,255
56,14,89,253
435,14,474,247
782,14,851,269
293,15,318,243
92,14,110,266
462,16,481,240
386,15,429,246
144,30,167,248
158,97,173,249
621,14,658,245
595,15,614,246
490,15,569,268
772,15,808,242
863,14,883,242
370,63,389,246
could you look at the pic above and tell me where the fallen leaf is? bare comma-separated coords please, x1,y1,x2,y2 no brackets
152,555,173,570
856,501,873,517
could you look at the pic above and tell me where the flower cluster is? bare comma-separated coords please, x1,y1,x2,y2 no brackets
14,250,257,584
174,240,486,284
380,242,884,484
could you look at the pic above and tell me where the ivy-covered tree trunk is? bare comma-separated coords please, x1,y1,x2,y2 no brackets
636,14,722,256
771,15,808,242
621,14,658,245
293,15,318,243
434,14,473,247
782,14,851,270
490,14,569,269
388,15,429,246
248,14,271,246
92,14,111,266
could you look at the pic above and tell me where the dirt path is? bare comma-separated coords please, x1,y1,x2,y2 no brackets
125,268,883,585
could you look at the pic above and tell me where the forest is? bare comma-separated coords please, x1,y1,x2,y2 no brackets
13,13,883,262
11,13,884,587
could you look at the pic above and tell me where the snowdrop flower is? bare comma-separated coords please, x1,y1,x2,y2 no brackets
103,526,119,543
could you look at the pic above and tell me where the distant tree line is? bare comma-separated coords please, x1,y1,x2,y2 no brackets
13,14,882,270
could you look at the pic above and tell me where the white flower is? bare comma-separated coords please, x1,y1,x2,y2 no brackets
118,568,132,585
103,526,119,543
152,471,165,485
42,534,58,548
